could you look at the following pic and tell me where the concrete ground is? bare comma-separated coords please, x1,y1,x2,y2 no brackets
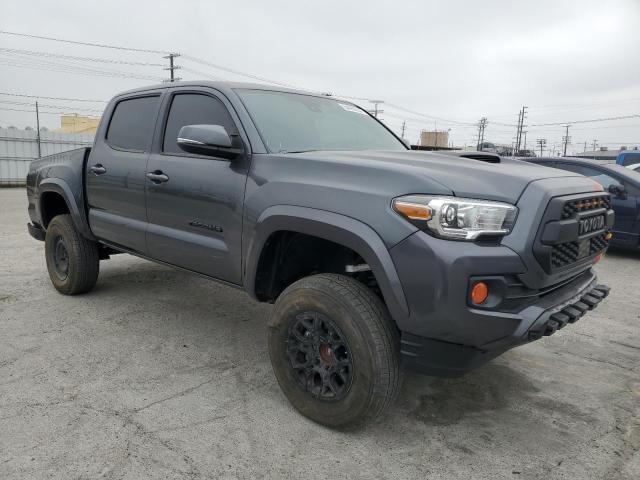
0,187,638,480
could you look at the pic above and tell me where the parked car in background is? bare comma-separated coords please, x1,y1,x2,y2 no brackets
524,157,640,250
616,150,640,167
517,149,537,157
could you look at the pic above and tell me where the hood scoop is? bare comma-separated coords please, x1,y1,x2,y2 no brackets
456,153,501,163
435,150,501,164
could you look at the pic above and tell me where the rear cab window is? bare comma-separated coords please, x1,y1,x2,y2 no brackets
106,95,160,151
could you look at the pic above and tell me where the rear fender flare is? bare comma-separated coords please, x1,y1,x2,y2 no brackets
38,178,94,239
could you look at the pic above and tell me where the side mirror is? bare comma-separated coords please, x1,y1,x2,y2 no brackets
177,124,241,159
608,184,626,198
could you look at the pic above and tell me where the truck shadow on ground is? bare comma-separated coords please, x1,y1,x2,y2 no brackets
397,365,539,426
95,260,582,429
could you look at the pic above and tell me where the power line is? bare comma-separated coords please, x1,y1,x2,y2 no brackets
0,56,165,81
0,92,107,103
0,47,165,66
0,30,169,54
180,66,223,81
0,99,104,112
0,106,100,116
181,54,303,90
384,102,477,126
528,114,640,127
382,112,478,129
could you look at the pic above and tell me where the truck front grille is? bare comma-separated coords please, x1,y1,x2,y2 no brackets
534,193,613,273
561,195,611,219
551,233,609,268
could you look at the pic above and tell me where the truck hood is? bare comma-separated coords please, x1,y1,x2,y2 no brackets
289,150,581,203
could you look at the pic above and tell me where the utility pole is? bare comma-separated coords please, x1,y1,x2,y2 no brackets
523,131,527,151
514,106,527,155
35,101,41,159
514,110,522,155
562,125,571,157
583,141,587,153
536,138,547,157
476,117,487,151
368,100,384,118
163,53,181,82
592,139,598,159
401,121,406,139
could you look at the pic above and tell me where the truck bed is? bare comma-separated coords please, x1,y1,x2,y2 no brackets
26,147,93,238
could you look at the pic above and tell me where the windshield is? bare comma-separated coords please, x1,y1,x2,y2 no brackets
236,89,407,153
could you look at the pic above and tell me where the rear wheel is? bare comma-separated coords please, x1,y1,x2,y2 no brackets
268,274,400,428
45,214,99,295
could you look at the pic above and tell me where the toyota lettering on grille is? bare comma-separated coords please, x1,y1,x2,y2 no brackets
579,215,605,235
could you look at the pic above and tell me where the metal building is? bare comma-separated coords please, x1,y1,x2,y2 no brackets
0,127,94,186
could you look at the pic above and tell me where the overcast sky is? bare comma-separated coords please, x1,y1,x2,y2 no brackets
1,0,638,154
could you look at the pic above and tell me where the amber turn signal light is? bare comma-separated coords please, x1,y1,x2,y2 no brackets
604,232,613,241
470,282,489,305
589,180,604,192
392,201,432,221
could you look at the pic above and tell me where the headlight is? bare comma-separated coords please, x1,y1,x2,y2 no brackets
392,195,518,240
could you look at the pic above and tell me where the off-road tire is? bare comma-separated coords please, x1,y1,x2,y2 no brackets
268,273,401,428
45,214,99,295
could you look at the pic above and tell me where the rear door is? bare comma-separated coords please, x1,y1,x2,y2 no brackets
86,93,162,253
145,88,250,284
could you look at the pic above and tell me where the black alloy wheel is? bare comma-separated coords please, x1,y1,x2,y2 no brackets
286,311,353,401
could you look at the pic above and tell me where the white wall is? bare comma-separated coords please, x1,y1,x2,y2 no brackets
0,127,94,186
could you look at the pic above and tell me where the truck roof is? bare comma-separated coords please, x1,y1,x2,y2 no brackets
111,80,328,100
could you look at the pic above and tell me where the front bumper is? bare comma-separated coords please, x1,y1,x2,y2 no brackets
399,279,609,377
389,229,610,377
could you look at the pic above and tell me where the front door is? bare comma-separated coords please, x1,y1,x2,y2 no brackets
145,89,249,284
86,93,162,253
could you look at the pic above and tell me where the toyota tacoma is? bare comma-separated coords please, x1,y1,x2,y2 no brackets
26,82,613,427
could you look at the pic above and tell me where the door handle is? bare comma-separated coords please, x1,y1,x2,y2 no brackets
146,171,170,184
89,164,107,175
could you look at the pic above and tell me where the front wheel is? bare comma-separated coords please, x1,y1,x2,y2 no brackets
44,214,99,295
268,274,400,428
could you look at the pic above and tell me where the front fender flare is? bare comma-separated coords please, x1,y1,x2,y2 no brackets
244,205,409,324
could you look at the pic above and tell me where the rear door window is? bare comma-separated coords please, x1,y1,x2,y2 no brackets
106,96,160,151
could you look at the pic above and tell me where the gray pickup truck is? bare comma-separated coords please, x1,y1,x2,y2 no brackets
26,82,612,427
